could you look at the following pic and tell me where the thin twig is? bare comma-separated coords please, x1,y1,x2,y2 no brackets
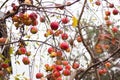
78,47,120,79
0,0,9,9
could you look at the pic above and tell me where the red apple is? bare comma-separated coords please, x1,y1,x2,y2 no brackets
102,68,107,74
32,20,38,26
66,48,71,52
56,51,62,57
77,36,82,42
1,63,9,68
50,21,59,30
61,33,68,40
18,47,27,54
22,57,30,65
61,17,69,24
56,65,63,71
106,20,112,26
0,70,3,77
105,62,111,68
30,26,38,34
0,37,6,43
40,16,45,22
25,51,31,56
47,29,53,35
112,26,118,33
104,16,109,20
112,9,119,15
53,71,61,78
60,42,69,50
13,6,18,11
105,11,111,16
29,12,38,21
12,15,19,22
98,69,103,75
65,65,71,70
95,0,101,6
98,68,107,75
36,72,44,79
109,3,114,8
72,62,79,69
62,69,71,76
48,47,55,54
62,61,68,66
56,77,62,80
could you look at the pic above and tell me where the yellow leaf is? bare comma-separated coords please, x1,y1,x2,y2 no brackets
72,16,78,28
89,0,93,3
9,47,14,54
6,67,12,73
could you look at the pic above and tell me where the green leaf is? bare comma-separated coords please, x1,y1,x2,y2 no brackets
0,54,5,58
15,77,19,80
4,58,10,63
9,47,14,54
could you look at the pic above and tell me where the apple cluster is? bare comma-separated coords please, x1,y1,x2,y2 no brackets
39,43,80,79
15,43,31,65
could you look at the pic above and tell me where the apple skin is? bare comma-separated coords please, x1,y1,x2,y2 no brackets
65,65,71,70
22,57,30,65
48,47,55,54
30,26,38,34
72,62,79,69
106,20,112,26
56,65,63,71
12,15,19,22
109,3,114,8
53,71,61,78
13,5,18,11
1,63,9,68
61,17,69,24
25,51,31,56
56,51,62,57
105,62,111,68
56,77,62,80
105,11,111,16
98,68,107,75
32,20,38,26
29,12,38,21
62,69,71,76
95,0,101,6
36,72,44,79
0,70,3,77
18,47,27,54
62,61,68,66
40,16,45,22
0,37,6,43
112,27,118,33
60,42,69,50
104,16,109,20
61,33,68,40
112,9,119,15
77,36,82,42
50,21,59,30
